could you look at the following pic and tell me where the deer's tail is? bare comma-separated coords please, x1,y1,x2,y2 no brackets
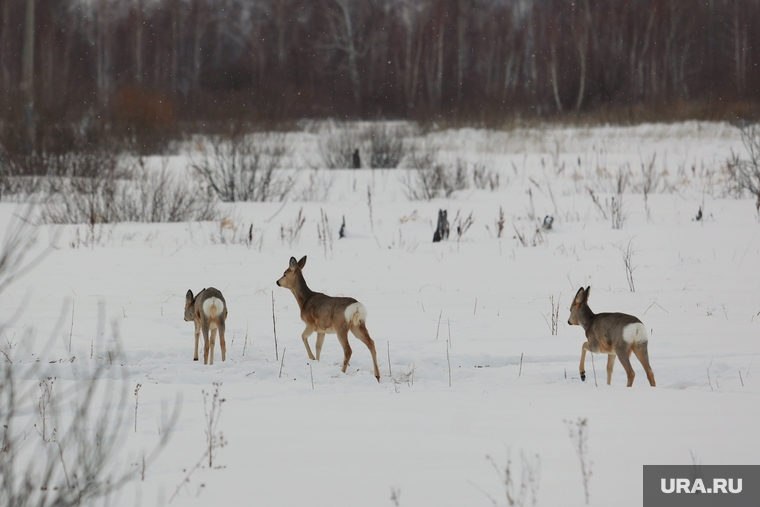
203,297,224,320
344,302,367,326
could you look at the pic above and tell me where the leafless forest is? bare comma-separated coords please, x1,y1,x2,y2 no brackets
1,0,759,154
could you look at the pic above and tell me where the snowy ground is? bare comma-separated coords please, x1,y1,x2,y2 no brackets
1,121,759,506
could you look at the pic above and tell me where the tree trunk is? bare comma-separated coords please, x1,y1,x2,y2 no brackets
21,0,35,152
192,0,204,96
456,0,468,106
0,0,10,100
171,0,179,93
135,0,144,85
549,40,563,113
96,3,112,106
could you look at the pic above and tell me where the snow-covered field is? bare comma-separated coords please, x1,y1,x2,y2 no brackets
2,121,759,506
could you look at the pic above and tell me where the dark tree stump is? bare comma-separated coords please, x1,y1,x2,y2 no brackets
433,209,449,242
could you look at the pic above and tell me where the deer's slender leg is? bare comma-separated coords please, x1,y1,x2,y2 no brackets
336,327,352,373
606,354,616,385
633,341,656,387
579,342,589,381
315,333,326,360
202,321,211,365
218,320,226,362
209,328,217,365
301,325,316,360
616,344,636,387
193,322,201,361
351,323,381,382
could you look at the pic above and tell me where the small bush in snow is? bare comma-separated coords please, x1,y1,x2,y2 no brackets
484,450,541,507
725,122,760,203
361,124,409,169
0,148,121,200
319,125,361,169
402,146,468,200
472,163,500,191
41,166,218,224
565,417,593,505
191,133,293,202
318,123,411,170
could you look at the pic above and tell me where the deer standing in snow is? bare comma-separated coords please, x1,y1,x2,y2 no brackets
568,286,655,387
184,287,227,365
276,256,381,382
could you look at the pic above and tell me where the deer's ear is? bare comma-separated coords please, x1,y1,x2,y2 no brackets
297,255,307,269
584,286,591,301
186,290,193,302
573,287,585,304
289,257,297,269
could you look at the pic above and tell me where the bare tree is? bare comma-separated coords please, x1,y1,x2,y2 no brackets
320,0,366,108
391,0,422,110
21,0,35,151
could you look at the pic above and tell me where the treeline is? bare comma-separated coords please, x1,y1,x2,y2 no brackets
1,0,759,153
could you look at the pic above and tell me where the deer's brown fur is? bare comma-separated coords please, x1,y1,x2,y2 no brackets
184,287,228,365
276,256,380,382
568,286,655,387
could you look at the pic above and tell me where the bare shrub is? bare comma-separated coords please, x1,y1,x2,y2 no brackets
41,165,218,224
486,206,506,238
294,169,334,202
0,206,58,295
513,224,546,247
473,164,501,191
0,217,178,507
616,239,636,292
317,209,333,258
452,210,475,247
401,145,442,200
402,146,468,200
319,125,361,169
565,417,593,505
610,167,629,229
203,383,226,469
637,155,661,222
0,148,121,200
637,154,662,196
280,208,306,248
362,124,409,169
166,383,229,504
191,133,293,202
1,346,178,507
543,295,561,335
586,167,628,229
725,122,760,200
483,451,541,507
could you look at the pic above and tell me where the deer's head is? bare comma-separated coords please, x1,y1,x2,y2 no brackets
568,286,590,326
184,289,196,322
276,256,307,290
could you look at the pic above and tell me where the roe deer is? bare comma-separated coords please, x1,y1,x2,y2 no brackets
276,256,381,382
568,286,655,387
184,287,228,365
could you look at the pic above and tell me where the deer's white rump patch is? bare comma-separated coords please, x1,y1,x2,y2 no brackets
203,297,224,329
622,322,647,344
344,302,367,325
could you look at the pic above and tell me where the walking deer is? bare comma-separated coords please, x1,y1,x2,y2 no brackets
184,287,228,365
568,286,655,387
276,256,381,382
